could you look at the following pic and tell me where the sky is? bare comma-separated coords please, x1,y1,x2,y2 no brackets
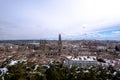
0,0,120,40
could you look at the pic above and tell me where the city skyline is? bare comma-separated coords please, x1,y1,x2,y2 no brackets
0,0,120,40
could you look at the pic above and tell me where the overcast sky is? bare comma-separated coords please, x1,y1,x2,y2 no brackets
0,0,120,40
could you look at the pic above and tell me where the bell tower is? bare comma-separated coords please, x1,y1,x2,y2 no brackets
58,34,62,55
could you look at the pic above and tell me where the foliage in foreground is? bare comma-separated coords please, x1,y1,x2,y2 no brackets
0,62,120,80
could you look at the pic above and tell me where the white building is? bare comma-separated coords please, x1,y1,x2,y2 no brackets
64,55,97,67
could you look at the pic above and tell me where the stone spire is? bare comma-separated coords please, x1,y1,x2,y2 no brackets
58,34,62,55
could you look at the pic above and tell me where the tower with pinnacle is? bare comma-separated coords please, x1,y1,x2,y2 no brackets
58,34,62,55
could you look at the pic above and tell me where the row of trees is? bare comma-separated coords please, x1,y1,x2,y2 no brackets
45,63,120,80
0,62,120,80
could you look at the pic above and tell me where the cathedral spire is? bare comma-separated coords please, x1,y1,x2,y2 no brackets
58,34,62,55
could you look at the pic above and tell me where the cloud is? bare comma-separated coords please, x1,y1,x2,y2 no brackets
0,0,120,40
112,31,120,34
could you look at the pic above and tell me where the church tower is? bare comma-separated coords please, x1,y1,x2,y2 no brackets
58,34,62,55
